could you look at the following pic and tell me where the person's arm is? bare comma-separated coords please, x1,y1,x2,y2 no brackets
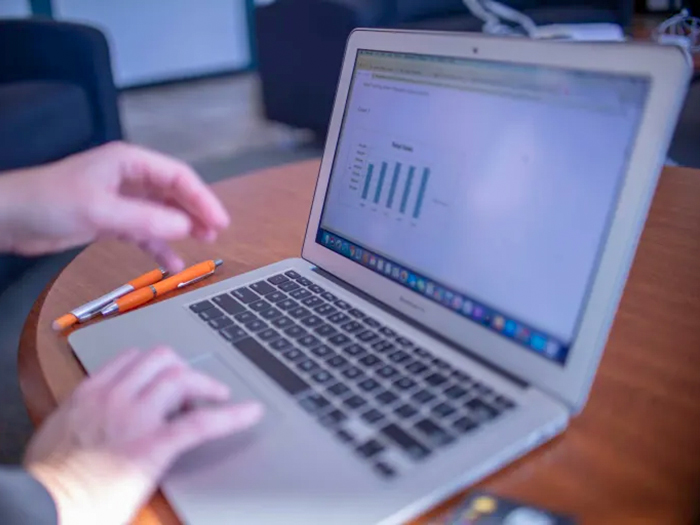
0,466,57,525
0,141,230,272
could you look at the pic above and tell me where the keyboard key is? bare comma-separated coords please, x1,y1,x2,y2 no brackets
220,325,247,341
268,274,289,285
343,344,366,357
232,287,259,304
381,424,431,460
376,390,399,405
359,354,382,368
250,281,276,295
328,382,351,397
334,300,351,310
379,326,396,337
343,395,367,410
474,383,492,396
395,337,413,347
342,367,363,380
406,361,429,375
357,439,384,459
348,308,365,319
258,328,280,342
358,378,381,392
376,365,398,379
425,373,448,386
374,462,396,478
234,311,258,324
290,289,312,300
415,419,454,447
298,335,321,348
336,429,354,443
453,416,479,434
341,321,363,333
361,408,385,424
432,402,457,419
327,355,349,369
315,304,338,317
279,281,301,292
190,300,214,313
411,389,436,404
249,300,272,312
259,307,283,321
464,399,499,421
301,296,324,308
296,359,319,373
311,345,335,358
233,338,310,395
329,334,351,346
270,337,292,351
199,308,223,321
267,291,287,303
311,370,334,384
320,292,337,302
388,350,410,364
299,393,330,413
363,317,380,328
271,316,295,329
413,347,431,358
444,385,468,400
212,295,245,316
319,409,347,426
394,404,418,419
245,319,267,332
372,340,394,353
284,325,308,339
328,312,350,324
284,270,301,279
494,396,516,410
451,370,472,383
394,377,417,391
300,315,324,328
289,306,311,319
432,357,450,370
314,324,338,338
297,277,313,286
308,284,325,294
357,330,378,343
209,317,233,330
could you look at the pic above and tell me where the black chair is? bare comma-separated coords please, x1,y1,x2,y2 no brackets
255,0,634,139
0,18,122,296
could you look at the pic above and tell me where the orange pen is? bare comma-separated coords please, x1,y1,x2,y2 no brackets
101,259,223,316
52,267,168,331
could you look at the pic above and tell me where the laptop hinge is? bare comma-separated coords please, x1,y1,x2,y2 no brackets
311,266,528,389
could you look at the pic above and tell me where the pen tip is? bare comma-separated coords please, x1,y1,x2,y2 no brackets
52,314,78,332
214,259,223,267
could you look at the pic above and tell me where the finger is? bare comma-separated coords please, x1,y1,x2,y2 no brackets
78,348,142,394
106,346,186,401
136,239,185,274
137,367,230,418
94,196,193,241
120,145,230,232
149,402,263,470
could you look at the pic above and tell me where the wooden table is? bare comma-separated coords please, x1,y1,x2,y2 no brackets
18,159,700,524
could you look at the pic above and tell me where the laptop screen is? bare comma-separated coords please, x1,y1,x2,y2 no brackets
316,49,649,365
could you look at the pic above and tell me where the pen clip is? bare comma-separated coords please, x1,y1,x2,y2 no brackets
177,271,215,288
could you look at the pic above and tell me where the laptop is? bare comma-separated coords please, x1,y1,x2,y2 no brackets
69,30,690,524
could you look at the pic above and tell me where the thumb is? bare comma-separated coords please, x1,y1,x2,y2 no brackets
96,197,193,240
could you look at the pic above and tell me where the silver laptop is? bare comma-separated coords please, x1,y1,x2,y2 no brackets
70,30,689,524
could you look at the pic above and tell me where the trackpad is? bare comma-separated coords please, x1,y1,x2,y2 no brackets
172,353,276,472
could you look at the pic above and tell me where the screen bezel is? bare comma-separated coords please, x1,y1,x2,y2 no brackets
302,29,689,412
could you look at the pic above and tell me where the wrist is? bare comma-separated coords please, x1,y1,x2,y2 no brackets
26,462,91,525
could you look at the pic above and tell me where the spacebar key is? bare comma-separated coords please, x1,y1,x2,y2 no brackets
233,337,311,396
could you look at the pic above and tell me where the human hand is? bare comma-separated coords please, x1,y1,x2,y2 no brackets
24,347,263,525
0,142,230,273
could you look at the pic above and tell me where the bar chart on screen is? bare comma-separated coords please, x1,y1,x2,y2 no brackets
337,130,455,230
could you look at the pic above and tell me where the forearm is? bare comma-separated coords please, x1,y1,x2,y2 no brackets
0,166,43,254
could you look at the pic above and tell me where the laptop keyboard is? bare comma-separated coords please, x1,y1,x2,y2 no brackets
189,270,517,480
